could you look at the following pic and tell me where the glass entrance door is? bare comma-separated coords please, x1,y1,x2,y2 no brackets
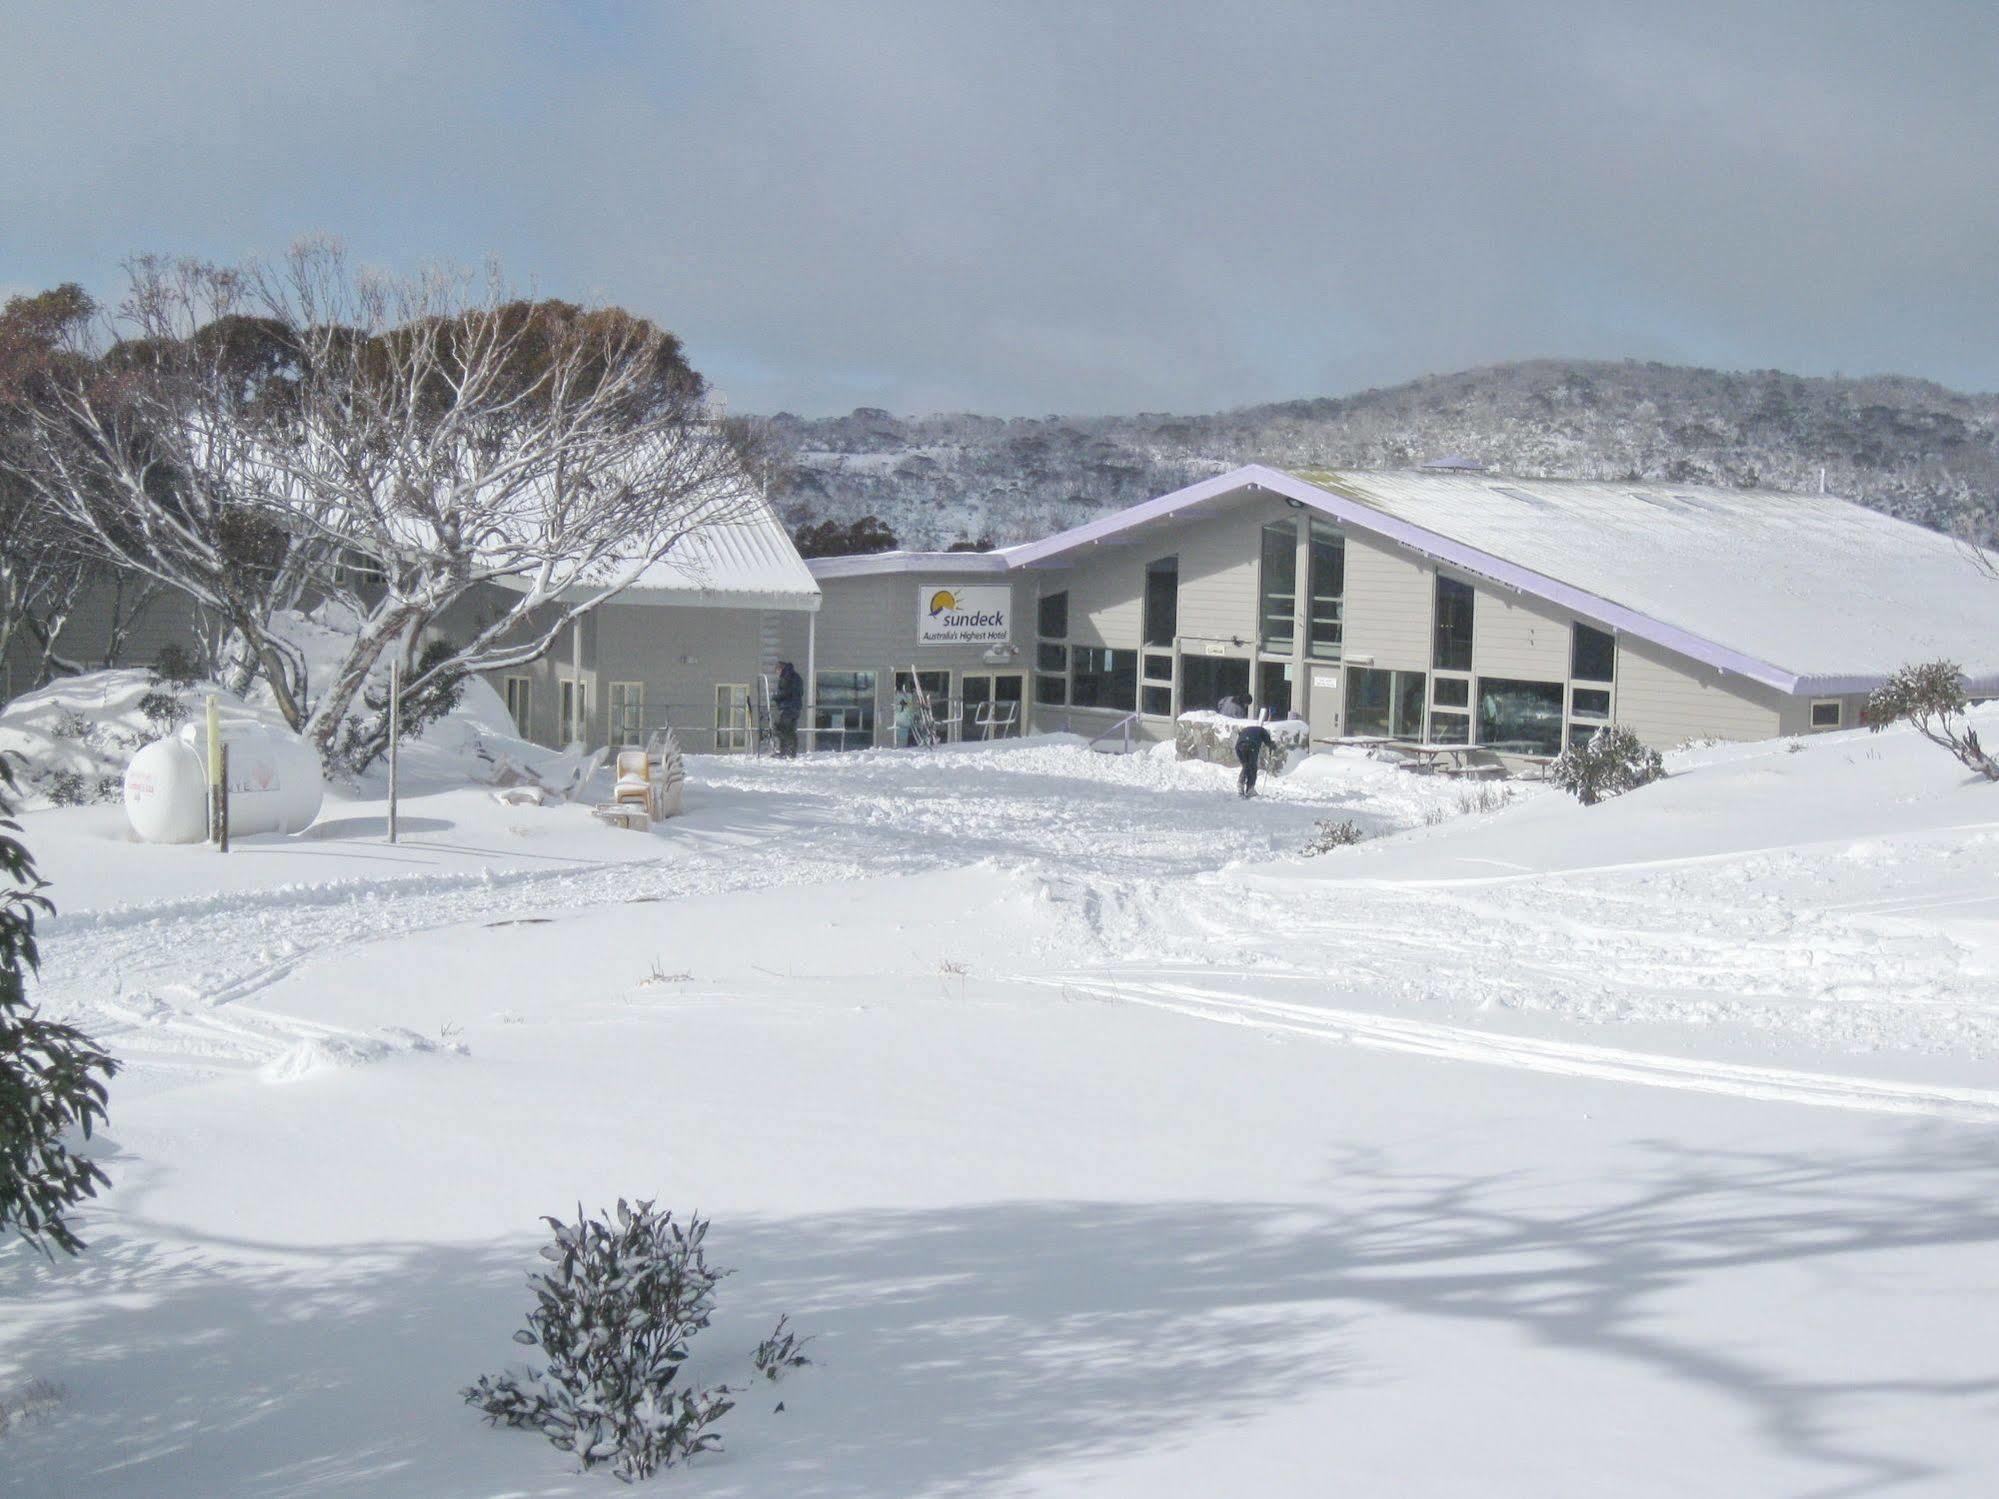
961,673,1025,739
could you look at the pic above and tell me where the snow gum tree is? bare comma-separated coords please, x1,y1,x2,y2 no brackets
0,757,118,1257
1865,661,1998,781
0,286,154,686
5,240,764,765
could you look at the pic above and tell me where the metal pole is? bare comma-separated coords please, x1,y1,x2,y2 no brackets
205,694,222,849
216,741,230,854
804,610,818,754
387,657,400,844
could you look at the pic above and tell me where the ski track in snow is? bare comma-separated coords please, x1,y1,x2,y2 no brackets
1034,972,1999,1122
37,743,1999,1111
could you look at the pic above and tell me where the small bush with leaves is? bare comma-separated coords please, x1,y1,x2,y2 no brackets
752,1315,814,1382
137,690,193,742
1548,724,1665,807
1302,818,1367,854
0,757,120,1256
1865,660,1997,781
465,1201,736,1481
148,644,203,690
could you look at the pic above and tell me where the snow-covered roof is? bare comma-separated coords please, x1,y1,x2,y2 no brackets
616,488,819,610
806,547,1017,580
1004,464,1999,694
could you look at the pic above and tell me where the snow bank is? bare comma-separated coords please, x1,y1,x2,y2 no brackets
0,671,286,810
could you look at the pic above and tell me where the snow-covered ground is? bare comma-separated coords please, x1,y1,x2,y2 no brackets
6,718,1999,1496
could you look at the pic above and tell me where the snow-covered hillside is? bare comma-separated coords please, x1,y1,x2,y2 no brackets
770,358,1999,548
6,718,1999,1495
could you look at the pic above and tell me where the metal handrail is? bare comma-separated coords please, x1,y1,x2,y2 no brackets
1084,711,1142,755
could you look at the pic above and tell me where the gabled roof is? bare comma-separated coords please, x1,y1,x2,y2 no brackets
591,488,820,611
1004,464,1999,694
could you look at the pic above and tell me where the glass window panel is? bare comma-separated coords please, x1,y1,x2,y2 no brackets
1433,676,1469,708
1144,556,1179,647
609,682,645,745
813,670,876,751
1070,648,1137,710
1811,700,1842,728
1259,660,1296,719
1037,642,1067,673
1035,673,1066,706
1434,575,1474,671
1393,671,1427,740
1038,590,1068,639
1572,623,1616,683
1570,686,1611,720
1344,667,1392,738
1141,684,1173,716
1179,655,1251,715
1567,722,1600,751
1143,652,1173,681
1307,521,1344,660
1259,522,1298,650
1477,678,1565,756
1431,710,1471,745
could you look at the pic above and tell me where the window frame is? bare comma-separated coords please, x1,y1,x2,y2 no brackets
1143,555,1179,649
503,676,532,739
1306,519,1345,661
1068,646,1138,711
1258,520,1299,653
1037,589,1069,640
1433,574,1475,672
1571,622,1617,684
607,680,646,746
1809,698,1843,730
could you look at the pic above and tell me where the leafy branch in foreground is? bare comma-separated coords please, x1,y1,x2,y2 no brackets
0,756,119,1257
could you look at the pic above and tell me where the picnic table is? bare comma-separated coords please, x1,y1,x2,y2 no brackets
1381,742,1478,774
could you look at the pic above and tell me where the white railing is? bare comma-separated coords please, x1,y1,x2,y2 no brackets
1084,712,1142,755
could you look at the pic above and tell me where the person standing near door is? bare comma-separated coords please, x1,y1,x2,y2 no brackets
773,661,804,758
1235,715,1275,798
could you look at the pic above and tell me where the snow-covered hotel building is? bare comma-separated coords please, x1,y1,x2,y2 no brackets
784,464,1999,758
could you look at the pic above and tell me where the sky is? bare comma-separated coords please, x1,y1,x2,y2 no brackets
4,1,1997,417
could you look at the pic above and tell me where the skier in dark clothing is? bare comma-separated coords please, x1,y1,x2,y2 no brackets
1235,718,1276,798
772,661,805,758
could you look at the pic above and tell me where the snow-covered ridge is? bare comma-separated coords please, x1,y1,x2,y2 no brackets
766,357,1999,548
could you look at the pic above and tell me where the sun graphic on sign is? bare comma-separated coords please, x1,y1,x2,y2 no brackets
928,590,959,616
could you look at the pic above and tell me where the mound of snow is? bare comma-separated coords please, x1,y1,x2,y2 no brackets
261,1024,467,1082
0,671,286,810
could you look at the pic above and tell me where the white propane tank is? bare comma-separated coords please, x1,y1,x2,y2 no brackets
124,723,323,844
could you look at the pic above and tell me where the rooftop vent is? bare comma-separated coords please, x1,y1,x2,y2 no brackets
1421,455,1486,474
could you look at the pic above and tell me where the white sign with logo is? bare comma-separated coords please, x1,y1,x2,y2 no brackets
917,584,1011,646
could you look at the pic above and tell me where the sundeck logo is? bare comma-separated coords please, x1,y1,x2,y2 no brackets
917,584,1011,646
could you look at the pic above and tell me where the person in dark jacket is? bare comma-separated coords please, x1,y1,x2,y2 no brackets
773,662,805,758
1235,717,1276,798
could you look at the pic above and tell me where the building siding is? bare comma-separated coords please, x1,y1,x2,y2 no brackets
1613,636,1786,746
1471,586,1574,683
1341,537,1433,671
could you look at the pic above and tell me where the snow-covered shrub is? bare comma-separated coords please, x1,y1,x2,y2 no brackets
465,1201,736,1481
1548,724,1664,807
1302,817,1367,853
0,758,119,1256
49,708,91,744
1865,661,1997,781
